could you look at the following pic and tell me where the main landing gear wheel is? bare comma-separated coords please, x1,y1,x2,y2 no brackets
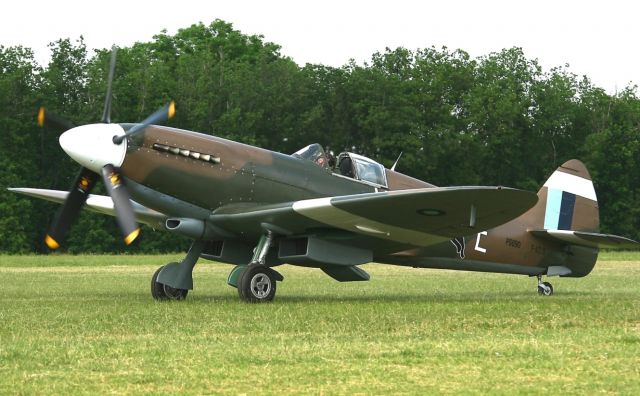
537,281,554,296
238,264,276,303
151,265,188,301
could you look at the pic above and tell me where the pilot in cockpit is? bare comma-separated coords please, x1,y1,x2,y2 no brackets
338,155,354,177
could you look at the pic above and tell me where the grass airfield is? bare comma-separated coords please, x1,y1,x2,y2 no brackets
0,253,638,395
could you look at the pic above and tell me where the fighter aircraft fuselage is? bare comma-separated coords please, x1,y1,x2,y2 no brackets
116,125,596,279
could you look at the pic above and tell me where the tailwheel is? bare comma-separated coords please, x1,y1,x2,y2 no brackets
151,265,188,301
238,264,276,303
537,275,554,296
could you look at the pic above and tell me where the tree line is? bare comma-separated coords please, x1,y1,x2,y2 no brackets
1,19,638,253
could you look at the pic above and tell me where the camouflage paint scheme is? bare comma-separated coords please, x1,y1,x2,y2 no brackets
11,121,637,301
116,125,629,279
389,160,600,277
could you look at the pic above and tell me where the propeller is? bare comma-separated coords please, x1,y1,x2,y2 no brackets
37,107,75,131
38,45,175,250
112,100,175,144
101,47,117,124
44,168,98,249
101,164,140,245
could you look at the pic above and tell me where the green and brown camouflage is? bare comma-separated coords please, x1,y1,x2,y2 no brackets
116,125,636,280
11,120,637,301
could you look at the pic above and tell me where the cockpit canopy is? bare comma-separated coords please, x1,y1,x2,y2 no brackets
337,152,387,188
292,143,330,168
292,144,388,188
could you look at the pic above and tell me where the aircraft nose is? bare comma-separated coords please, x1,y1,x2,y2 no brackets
59,123,127,173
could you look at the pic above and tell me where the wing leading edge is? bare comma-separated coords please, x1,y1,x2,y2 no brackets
11,186,538,250
210,186,538,248
8,188,166,228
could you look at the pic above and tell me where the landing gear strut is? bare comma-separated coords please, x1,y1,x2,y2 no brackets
537,275,553,296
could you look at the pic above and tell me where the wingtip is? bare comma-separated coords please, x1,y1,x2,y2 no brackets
7,187,33,195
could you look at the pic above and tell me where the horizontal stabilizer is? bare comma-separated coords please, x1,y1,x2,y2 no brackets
530,229,639,249
8,188,166,227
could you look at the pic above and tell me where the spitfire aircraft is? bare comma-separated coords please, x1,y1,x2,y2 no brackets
10,48,638,302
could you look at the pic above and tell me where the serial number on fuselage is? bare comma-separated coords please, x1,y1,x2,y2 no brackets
505,238,522,248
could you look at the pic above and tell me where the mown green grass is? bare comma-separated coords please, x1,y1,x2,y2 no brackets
0,252,638,395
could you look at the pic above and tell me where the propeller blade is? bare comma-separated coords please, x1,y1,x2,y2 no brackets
112,101,175,144
37,107,75,131
44,167,98,249
100,164,140,245
101,46,117,124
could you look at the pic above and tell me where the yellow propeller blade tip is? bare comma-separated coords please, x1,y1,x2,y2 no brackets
124,228,141,245
37,107,45,127
44,234,60,250
168,101,176,119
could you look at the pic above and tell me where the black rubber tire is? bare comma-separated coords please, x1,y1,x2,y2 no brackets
151,266,168,300
151,264,189,301
237,265,249,300
538,281,554,296
163,284,188,300
543,281,553,296
238,264,276,303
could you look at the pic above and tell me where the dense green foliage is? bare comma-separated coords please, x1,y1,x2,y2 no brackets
0,254,639,394
1,20,639,253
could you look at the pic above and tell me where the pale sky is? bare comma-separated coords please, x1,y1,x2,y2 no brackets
1,0,639,94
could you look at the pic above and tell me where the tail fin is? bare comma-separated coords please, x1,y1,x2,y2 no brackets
537,159,599,233
531,160,600,277
527,160,637,277
533,160,637,249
